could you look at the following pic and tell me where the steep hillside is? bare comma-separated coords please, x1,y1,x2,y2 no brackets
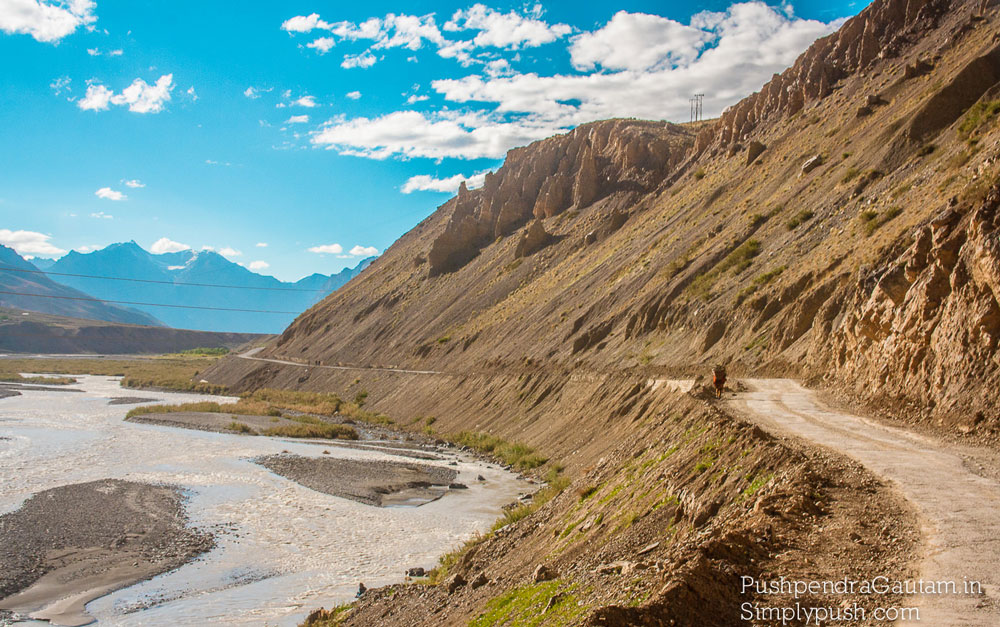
0,246,162,326
47,242,374,333
210,0,998,440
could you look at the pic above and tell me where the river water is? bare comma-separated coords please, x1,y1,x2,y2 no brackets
0,375,528,625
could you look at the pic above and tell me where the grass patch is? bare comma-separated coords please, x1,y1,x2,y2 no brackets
577,485,598,501
300,603,354,626
785,210,814,230
859,207,902,236
688,239,762,300
470,581,585,627
263,423,358,440
177,347,230,356
693,168,706,180
958,100,1000,144
840,167,861,184
742,472,774,499
449,431,548,470
227,420,256,435
0,373,77,385
0,356,228,394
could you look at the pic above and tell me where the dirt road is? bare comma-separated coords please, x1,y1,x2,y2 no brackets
236,348,444,376
726,379,1000,626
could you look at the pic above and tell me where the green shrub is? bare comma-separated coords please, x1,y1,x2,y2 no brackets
263,423,358,440
227,420,256,435
785,210,815,230
693,168,706,179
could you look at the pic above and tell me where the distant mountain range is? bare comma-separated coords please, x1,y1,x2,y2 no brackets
0,245,161,326
0,242,373,333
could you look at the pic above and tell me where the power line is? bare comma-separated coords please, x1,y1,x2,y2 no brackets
0,265,325,292
0,290,300,314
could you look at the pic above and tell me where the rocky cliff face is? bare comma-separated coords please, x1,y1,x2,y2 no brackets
428,119,693,276
700,0,953,153
810,186,1000,431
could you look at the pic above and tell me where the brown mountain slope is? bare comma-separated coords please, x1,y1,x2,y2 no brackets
209,0,998,440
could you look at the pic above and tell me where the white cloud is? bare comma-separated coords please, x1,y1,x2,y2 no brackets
50,75,71,95
345,90,361,100
78,74,175,113
0,229,66,257
95,187,126,201
308,243,343,254
248,260,270,271
349,245,379,256
255,242,268,247
406,94,429,104
0,0,96,43
86,47,124,57
307,36,335,53
341,50,376,69
149,237,190,254
293,94,317,107
74,244,101,253
401,171,488,193
219,247,242,257
86,47,98,55
109,48,122,56
186,86,197,101
286,114,309,124
123,179,144,188
244,86,260,99
281,13,330,33
569,11,709,71
312,109,560,160
89,211,112,219
445,4,571,49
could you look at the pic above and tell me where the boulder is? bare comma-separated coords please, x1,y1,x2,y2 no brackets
801,155,823,175
445,573,467,594
406,567,426,577
746,141,766,165
514,220,552,258
470,571,489,589
532,564,557,583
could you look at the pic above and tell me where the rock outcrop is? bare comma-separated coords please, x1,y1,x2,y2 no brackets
697,0,952,152
811,185,1000,432
427,119,693,276
514,220,553,258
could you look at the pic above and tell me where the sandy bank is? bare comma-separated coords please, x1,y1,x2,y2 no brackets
254,453,460,507
0,479,212,627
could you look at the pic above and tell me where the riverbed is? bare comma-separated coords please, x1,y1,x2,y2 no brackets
0,375,528,625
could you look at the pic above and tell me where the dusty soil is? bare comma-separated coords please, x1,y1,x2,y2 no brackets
726,379,1000,625
0,479,212,627
254,453,459,507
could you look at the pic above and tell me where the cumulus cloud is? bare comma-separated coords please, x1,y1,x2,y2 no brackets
286,114,309,123
349,245,379,256
255,242,268,247
345,90,361,100
281,13,331,33
0,229,66,257
312,109,558,160
78,74,175,113
123,179,144,188
308,3,838,162
219,247,242,257
149,237,190,254
569,11,709,71
244,86,261,99
94,187,126,201
401,171,488,193
248,260,270,271
444,4,571,49
308,243,343,254
86,47,123,57
341,50,376,69
307,36,335,53
293,94,317,107
0,0,96,43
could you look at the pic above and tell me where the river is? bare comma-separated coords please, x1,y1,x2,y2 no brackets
0,375,527,625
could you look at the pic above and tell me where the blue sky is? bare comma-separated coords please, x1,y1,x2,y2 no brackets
0,0,864,281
